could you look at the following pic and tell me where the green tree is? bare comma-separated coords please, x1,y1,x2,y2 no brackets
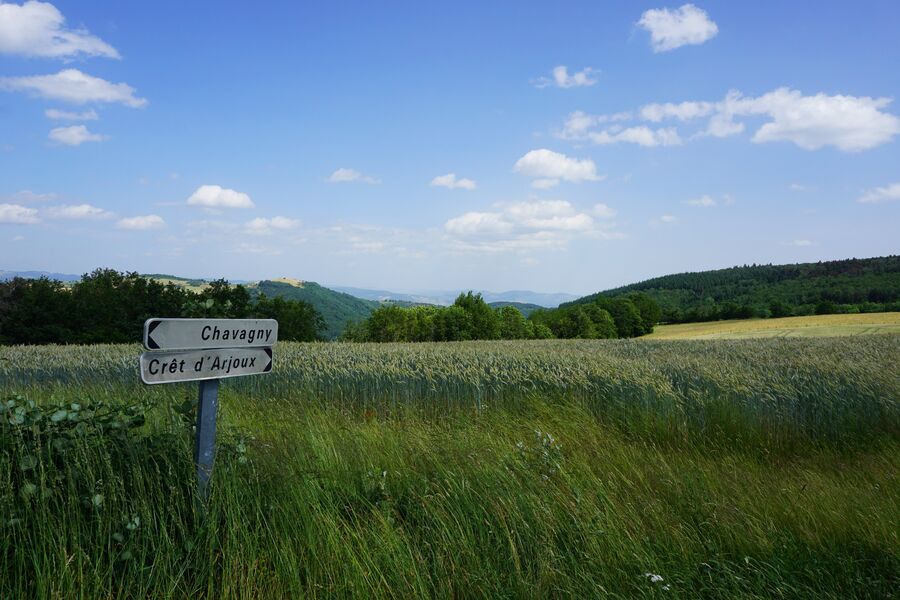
454,292,500,340
254,294,324,341
498,305,529,339
0,277,74,344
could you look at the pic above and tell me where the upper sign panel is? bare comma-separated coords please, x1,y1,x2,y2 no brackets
143,318,278,351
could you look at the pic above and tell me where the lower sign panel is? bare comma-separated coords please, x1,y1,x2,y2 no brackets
140,347,273,384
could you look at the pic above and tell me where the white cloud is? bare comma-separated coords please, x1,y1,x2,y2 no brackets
789,183,809,192
445,211,513,236
637,4,718,52
116,215,164,230
430,173,477,190
588,126,682,147
558,110,632,139
514,149,604,188
0,203,40,224
560,88,900,152
0,69,147,107
531,178,559,190
444,199,622,253
48,124,106,145
640,101,714,122
0,1,119,59
506,200,595,231
685,194,716,207
857,182,900,204
659,214,677,223
593,203,617,218
187,185,254,209
4,190,57,203
533,66,598,89
745,88,900,151
789,239,813,247
45,108,98,121
326,168,380,184
245,216,300,235
43,203,112,219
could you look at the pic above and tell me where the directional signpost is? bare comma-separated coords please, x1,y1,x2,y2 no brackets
139,318,277,498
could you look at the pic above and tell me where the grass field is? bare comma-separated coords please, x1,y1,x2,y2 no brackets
645,312,900,339
1,337,898,598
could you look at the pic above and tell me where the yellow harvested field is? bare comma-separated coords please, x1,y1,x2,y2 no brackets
269,277,305,287
645,312,900,339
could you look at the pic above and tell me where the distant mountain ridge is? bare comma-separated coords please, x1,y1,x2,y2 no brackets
330,286,577,308
0,270,81,282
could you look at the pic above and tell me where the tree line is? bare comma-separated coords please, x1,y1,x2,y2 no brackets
0,269,325,345
340,292,660,342
573,256,900,323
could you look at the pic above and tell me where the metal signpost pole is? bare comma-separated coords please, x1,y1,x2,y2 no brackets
139,318,277,501
194,378,219,500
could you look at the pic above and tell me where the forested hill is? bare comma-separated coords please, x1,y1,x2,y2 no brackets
568,256,900,323
250,279,377,339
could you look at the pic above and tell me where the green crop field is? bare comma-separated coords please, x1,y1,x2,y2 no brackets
2,337,899,598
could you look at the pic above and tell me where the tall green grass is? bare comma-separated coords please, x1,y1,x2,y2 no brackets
1,336,898,597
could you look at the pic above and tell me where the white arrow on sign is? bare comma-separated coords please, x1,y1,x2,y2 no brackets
140,347,273,385
143,318,278,351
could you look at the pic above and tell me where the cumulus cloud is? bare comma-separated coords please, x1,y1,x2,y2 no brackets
245,216,300,235
593,203,617,218
116,215,164,230
0,69,147,107
559,88,900,152
326,168,380,184
445,212,513,236
590,126,682,147
43,203,112,219
4,190,57,203
444,199,622,253
430,173,477,190
745,88,900,151
45,108,98,120
0,1,119,59
187,185,254,209
513,149,604,188
48,124,106,145
0,203,40,224
533,66,598,89
637,4,718,52
640,101,715,122
685,194,716,207
857,183,900,204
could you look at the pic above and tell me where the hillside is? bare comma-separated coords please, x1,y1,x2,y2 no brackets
569,256,900,322
251,280,377,339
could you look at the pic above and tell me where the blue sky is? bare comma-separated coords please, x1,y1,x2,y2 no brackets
1,1,898,295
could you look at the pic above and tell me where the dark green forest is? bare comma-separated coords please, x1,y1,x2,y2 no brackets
571,255,900,323
0,270,324,345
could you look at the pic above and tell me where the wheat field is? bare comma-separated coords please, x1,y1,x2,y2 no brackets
1,336,898,597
